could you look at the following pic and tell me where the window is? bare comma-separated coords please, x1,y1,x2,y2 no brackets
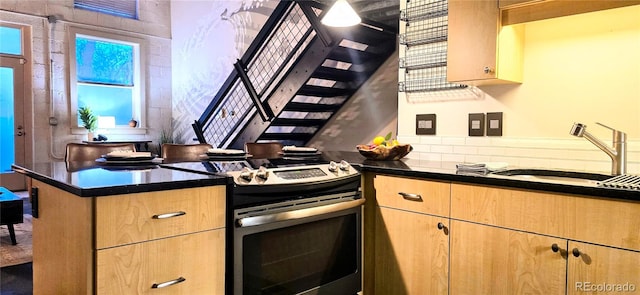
0,26,22,55
69,27,146,132
74,0,138,19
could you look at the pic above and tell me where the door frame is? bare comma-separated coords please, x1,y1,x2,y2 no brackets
0,22,33,191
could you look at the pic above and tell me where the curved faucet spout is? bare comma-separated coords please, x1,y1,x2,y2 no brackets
570,122,626,175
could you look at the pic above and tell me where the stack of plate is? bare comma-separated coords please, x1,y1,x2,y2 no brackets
96,151,158,166
280,146,321,159
206,148,251,160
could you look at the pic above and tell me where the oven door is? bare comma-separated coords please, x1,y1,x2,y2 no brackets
234,196,363,295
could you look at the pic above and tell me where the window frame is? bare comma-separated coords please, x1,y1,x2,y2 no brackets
68,26,147,135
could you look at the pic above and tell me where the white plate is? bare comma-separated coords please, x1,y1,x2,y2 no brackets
96,158,160,165
206,154,253,160
282,146,318,153
207,148,246,155
279,151,322,157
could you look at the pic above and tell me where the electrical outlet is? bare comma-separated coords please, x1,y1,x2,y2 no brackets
486,112,503,136
468,113,485,136
416,114,436,135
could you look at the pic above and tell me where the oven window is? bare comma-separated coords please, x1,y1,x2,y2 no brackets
243,214,357,295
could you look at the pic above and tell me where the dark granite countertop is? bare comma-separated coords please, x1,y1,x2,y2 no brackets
322,151,639,201
11,161,231,198
13,152,638,201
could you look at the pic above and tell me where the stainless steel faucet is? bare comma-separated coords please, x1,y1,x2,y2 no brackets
570,122,627,175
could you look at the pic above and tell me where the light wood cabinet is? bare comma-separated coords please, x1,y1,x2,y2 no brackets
451,182,640,294
451,183,640,251
31,179,226,295
567,241,640,295
370,175,450,294
501,1,640,25
96,230,224,294
374,175,450,217
374,207,449,295
365,172,639,295
499,0,543,9
447,0,524,85
450,220,566,295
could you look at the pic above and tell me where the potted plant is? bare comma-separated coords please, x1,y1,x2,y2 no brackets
78,106,97,141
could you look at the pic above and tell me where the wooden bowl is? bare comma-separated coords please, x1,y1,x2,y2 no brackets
356,144,413,161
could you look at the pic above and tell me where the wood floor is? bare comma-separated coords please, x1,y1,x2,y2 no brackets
0,191,32,295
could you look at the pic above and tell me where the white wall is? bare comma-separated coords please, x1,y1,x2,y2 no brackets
170,0,277,144
0,0,172,161
309,48,399,152
397,6,640,174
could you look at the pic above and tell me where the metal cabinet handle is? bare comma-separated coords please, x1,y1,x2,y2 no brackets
152,211,186,219
436,222,449,235
551,243,559,252
151,277,186,288
572,248,581,257
237,198,364,228
398,192,423,201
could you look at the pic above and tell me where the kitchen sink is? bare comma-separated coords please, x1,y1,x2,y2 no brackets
491,169,612,186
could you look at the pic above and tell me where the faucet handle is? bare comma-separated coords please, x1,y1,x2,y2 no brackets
596,122,626,141
595,122,616,131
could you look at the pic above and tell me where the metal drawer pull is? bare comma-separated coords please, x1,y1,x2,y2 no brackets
152,211,186,219
151,277,186,288
398,192,423,201
237,198,364,228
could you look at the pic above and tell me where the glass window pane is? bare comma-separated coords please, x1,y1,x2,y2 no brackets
77,84,133,126
0,67,16,172
76,37,134,86
74,0,138,20
0,26,22,55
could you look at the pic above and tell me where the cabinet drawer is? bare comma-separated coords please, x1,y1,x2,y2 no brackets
451,183,640,251
95,186,226,249
96,229,225,295
374,175,450,216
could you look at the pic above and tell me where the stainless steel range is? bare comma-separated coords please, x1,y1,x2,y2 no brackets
162,156,363,295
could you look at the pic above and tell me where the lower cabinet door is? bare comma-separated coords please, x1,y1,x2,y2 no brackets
96,229,224,295
450,220,566,295
567,241,640,295
374,206,449,294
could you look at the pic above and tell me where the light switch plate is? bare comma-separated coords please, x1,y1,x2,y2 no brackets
468,113,485,136
416,114,436,135
486,112,503,136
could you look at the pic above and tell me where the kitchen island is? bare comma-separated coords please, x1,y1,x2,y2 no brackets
12,161,231,295
320,151,639,295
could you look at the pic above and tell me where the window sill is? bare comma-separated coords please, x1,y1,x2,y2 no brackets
71,127,147,135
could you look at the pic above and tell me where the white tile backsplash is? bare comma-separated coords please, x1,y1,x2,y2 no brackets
403,136,640,174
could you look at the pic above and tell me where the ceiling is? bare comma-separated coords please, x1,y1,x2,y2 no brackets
311,0,400,32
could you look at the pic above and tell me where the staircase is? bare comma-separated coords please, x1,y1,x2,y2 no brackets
192,0,397,149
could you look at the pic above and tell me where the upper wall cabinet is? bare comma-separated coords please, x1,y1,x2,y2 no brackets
499,0,543,9
447,0,524,86
501,0,640,25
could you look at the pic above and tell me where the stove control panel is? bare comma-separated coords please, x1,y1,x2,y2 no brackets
229,161,358,185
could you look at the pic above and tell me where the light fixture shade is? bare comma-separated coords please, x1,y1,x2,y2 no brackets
321,0,361,27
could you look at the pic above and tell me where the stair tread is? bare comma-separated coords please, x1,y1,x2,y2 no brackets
284,102,341,112
271,118,327,126
298,85,354,97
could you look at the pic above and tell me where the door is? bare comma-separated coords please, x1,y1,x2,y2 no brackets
449,220,566,295
567,241,640,295
374,207,449,294
0,56,26,190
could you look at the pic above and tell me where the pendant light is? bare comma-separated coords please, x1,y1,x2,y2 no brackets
321,0,361,27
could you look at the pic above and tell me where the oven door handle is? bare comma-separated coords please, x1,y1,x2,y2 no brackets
236,198,365,228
